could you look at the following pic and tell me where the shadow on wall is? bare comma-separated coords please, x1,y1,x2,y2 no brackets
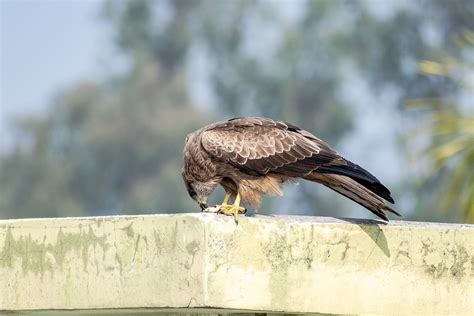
341,218,390,258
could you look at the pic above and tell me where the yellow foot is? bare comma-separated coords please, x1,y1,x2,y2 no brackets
217,204,247,223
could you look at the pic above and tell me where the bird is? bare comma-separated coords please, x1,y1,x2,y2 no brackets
182,117,400,223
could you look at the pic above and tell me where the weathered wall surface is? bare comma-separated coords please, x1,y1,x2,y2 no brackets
0,214,473,315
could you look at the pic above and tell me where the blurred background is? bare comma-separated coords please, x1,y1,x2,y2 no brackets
0,0,473,223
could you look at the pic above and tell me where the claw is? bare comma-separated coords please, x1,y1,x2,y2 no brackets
214,193,245,224
217,204,246,224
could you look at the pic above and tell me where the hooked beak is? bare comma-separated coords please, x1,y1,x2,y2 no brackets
197,197,208,211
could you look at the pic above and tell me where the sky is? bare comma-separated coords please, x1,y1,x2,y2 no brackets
0,0,105,150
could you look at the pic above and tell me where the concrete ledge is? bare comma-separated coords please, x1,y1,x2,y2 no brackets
1,214,473,315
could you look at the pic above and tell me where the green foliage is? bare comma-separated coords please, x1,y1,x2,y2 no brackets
407,29,474,223
1,0,473,222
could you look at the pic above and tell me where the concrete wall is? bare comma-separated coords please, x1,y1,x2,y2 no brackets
0,214,473,315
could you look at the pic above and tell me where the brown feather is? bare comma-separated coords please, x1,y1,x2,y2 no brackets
304,172,400,220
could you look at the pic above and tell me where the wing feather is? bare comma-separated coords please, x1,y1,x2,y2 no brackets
200,117,338,176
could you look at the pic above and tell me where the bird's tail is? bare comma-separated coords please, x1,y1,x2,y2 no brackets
304,172,401,221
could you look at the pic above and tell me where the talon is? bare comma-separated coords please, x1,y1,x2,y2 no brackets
233,211,239,224
216,193,244,224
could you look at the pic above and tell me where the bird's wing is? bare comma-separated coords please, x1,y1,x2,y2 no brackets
200,117,341,177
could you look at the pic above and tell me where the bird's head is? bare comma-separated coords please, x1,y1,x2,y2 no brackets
184,180,208,210
182,169,219,211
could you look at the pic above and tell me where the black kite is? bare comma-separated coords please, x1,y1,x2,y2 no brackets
182,117,400,222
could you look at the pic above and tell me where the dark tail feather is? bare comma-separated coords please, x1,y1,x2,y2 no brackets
304,172,401,221
317,160,395,203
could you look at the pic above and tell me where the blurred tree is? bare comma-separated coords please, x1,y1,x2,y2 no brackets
0,0,209,217
190,0,474,219
192,1,355,215
198,1,353,139
0,0,472,222
332,0,474,222
0,0,355,218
